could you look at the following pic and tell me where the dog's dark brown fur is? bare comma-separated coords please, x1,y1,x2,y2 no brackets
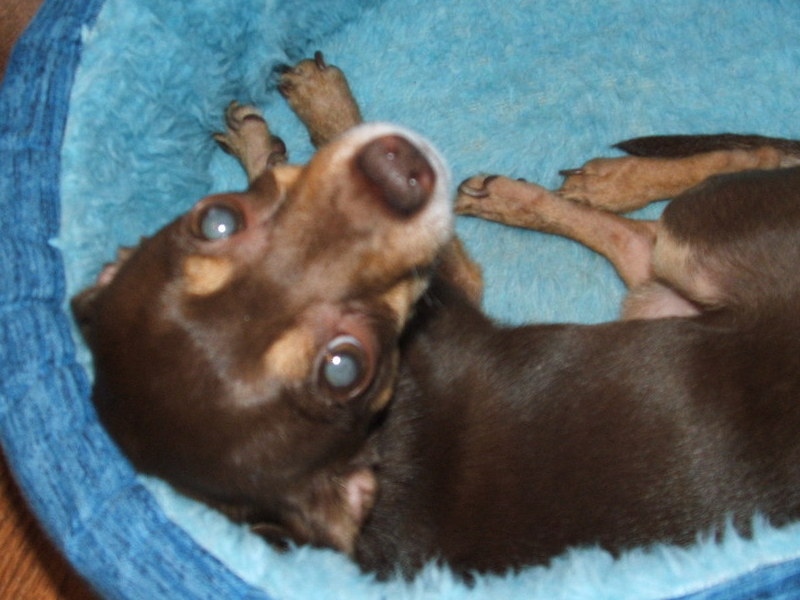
73,55,800,579
358,163,800,576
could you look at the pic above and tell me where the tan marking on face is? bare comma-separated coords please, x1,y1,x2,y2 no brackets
183,255,235,296
366,348,398,412
263,325,316,382
370,379,395,412
271,164,303,191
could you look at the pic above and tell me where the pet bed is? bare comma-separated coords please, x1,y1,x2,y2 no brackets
3,0,800,598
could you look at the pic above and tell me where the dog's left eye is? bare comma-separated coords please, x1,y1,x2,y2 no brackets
198,204,243,240
318,335,371,400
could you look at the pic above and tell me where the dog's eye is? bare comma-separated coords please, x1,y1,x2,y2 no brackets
319,335,371,400
198,204,243,240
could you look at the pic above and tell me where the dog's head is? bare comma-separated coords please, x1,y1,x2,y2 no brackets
72,124,452,547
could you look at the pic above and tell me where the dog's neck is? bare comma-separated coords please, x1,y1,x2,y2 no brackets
355,277,513,576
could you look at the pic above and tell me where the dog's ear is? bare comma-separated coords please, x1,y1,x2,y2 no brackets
269,466,378,555
70,245,139,339
335,467,378,548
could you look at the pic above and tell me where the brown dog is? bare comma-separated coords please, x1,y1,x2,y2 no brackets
74,54,800,578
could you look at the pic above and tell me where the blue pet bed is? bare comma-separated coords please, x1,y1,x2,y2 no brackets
3,0,800,598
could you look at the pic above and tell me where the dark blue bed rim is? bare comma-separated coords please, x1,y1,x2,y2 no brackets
2,1,800,598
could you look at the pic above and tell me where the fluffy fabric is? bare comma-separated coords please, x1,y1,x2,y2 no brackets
3,0,800,598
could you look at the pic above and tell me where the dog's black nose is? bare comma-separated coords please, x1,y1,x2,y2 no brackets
356,135,435,217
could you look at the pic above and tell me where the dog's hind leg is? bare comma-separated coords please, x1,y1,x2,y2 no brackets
456,175,705,319
643,166,800,316
459,163,800,320
558,134,800,213
458,176,657,289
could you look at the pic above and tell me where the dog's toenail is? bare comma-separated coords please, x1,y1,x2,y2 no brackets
559,168,584,177
457,181,489,199
242,114,265,125
314,51,328,70
270,135,286,154
268,136,288,166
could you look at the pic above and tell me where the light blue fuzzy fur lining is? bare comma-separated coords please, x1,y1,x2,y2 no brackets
59,0,800,598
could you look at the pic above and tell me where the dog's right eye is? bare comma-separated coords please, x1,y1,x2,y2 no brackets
197,204,243,240
318,335,373,402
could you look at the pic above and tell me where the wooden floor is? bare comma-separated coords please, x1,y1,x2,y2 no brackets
0,455,99,599
1,0,101,597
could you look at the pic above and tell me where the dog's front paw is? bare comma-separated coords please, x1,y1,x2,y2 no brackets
278,52,362,147
213,102,287,181
558,156,660,213
456,174,502,215
457,175,556,230
459,174,627,250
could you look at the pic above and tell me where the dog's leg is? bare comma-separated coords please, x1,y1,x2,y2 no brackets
457,175,706,318
558,135,800,213
213,102,288,182
458,176,657,289
278,52,363,148
436,236,484,305
558,148,785,212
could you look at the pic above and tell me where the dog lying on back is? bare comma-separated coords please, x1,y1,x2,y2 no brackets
73,54,800,578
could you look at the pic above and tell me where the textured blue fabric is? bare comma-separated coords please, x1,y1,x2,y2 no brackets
4,0,800,599
676,558,800,600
